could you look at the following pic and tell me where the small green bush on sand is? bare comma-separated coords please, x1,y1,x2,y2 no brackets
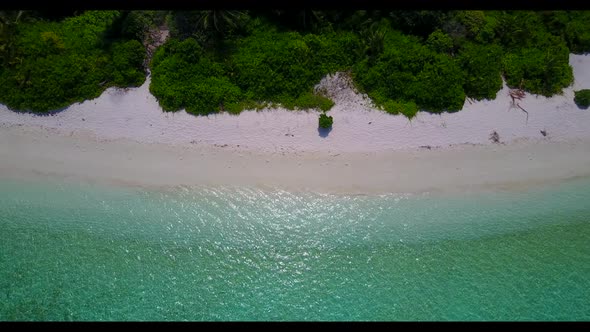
318,112,333,128
574,89,590,109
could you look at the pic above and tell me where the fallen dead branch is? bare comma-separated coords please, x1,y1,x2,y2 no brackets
508,80,529,124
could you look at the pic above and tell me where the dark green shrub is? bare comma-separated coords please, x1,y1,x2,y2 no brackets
4,10,583,117
318,112,333,128
456,11,486,39
283,92,334,111
474,14,499,44
539,11,590,54
491,13,574,97
563,15,590,53
184,77,242,115
493,11,543,51
149,38,243,115
353,28,466,114
381,100,419,118
121,11,158,41
224,100,269,115
109,39,146,86
231,29,317,101
150,24,352,115
503,34,573,97
231,27,361,107
426,29,453,54
303,31,362,73
457,42,503,100
0,10,146,112
574,89,590,109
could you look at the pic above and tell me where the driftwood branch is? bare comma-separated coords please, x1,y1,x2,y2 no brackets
515,102,529,124
509,86,529,125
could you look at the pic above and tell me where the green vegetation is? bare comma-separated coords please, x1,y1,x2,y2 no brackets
120,10,167,41
353,25,466,113
497,12,574,97
1,10,589,118
539,11,590,54
456,42,503,100
282,92,335,112
149,37,241,115
574,89,590,109
381,100,419,119
149,20,353,115
318,112,333,129
0,10,146,112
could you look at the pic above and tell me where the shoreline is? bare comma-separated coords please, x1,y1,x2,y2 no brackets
2,124,590,195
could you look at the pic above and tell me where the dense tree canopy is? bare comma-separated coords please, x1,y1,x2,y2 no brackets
150,19,353,115
0,10,146,112
1,10,589,117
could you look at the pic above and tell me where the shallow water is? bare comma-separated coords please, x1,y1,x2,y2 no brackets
0,176,589,321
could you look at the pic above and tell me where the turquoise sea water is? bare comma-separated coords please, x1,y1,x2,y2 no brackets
0,176,589,321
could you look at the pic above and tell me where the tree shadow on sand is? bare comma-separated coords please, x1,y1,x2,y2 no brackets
3,105,71,116
318,126,332,138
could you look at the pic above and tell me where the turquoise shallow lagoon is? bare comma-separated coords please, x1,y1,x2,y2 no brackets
0,176,589,321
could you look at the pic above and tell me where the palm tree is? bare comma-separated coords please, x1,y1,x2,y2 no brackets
194,10,246,36
360,21,387,62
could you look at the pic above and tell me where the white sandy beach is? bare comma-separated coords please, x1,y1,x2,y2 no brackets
1,54,590,194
